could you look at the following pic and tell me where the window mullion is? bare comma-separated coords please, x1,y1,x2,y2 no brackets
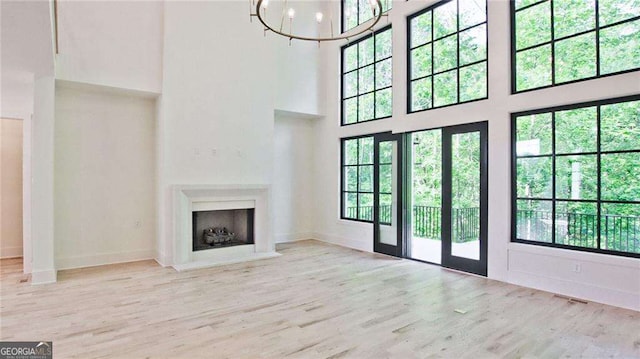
551,111,556,244
594,0,601,77
373,34,377,120
550,0,556,86
596,105,602,250
456,0,460,104
430,11,434,109
357,140,361,219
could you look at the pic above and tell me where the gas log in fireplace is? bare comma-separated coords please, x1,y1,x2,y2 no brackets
192,209,254,251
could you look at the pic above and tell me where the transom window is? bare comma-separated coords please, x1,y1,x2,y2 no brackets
342,26,393,125
512,0,640,93
342,136,374,221
408,0,488,113
342,0,392,32
512,95,640,257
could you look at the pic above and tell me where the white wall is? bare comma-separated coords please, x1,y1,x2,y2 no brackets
272,115,316,243
1,118,24,258
311,0,640,310
156,1,322,265
274,1,326,116
54,84,157,270
55,0,164,93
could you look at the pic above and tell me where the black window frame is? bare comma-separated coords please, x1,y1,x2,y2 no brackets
341,24,393,126
341,0,393,34
511,94,640,258
510,0,640,94
341,134,377,223
406,0,489,114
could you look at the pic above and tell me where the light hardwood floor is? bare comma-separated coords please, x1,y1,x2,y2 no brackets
1,240,639,358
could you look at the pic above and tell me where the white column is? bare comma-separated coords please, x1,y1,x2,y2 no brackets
31,75,56,284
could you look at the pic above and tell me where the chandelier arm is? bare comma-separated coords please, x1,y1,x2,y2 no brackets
255,0,383,42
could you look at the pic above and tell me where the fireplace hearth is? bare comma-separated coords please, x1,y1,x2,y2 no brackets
192,209,254,251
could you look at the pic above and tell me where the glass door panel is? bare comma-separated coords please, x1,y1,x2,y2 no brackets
409,129,443,264
378,141,397,246
442,123,487,276
374,133,403,257
450,131,481,260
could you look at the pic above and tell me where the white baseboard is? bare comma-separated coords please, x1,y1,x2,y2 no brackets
1,246,24,259
275,232,314,244
154,251,171,267
56,249,156,270
508,269,640,312
31,269,57,285
311,232,372,253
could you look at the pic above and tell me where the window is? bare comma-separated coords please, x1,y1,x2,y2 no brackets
343,0,392,32
342,136,374,221
408,0,488,113
512,0,640,93
342,26,393,125
512,95,640,257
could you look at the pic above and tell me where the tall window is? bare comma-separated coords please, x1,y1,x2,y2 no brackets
343,0,392,32
512,0,640,93
342,26,393,125
408,0,488,113
512,95,640,257
342,136,374,221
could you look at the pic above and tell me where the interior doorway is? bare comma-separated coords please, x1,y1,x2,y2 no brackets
1,118,24,260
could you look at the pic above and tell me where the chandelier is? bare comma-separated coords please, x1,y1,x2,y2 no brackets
250,0,386,44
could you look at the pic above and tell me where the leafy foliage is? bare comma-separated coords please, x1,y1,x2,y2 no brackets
343,0,393,32
342,137,375,221
412,129,442,208
410,129,482,243
342,28,393,124
514,0,640,92
409,0,487,112
514,99,640,254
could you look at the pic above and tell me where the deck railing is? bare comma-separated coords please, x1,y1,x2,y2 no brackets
346,205,640,252
346,205,479,242
517,209,640,253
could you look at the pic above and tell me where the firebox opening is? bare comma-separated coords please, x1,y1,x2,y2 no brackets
192,209,255,251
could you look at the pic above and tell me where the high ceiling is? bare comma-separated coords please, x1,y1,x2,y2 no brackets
1,0,54,77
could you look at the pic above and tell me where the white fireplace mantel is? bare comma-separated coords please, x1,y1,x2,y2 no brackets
171,184,280,271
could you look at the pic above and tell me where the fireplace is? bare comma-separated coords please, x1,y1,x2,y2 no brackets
170,184,279,271
192,209,254,251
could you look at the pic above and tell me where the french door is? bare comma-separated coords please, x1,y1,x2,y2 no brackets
373,133,404,257
441,122,488,276
370,124,487,276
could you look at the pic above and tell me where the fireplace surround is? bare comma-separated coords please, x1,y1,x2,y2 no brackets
171,185,279,271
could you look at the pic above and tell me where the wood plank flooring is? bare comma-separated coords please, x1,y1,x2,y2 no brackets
1,240,639,358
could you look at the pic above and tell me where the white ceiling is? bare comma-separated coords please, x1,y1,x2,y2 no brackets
1,0,54,77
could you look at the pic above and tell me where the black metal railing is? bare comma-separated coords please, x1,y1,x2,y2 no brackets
346,205,480,242
347,205,640,253
413,205,441,240
517,210,639,253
